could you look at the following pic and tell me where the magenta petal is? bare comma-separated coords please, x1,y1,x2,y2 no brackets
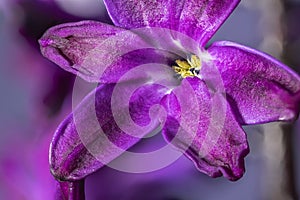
161,78,249,181
39,21,123,82
103,0,240,46
207,41,300,125
50,82,168,181
39,21,172,83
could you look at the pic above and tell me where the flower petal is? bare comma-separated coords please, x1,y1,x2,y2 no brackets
160,77,249,181
50,82,168,181
39,21,173,83
103,0,240,46
206,41,300,125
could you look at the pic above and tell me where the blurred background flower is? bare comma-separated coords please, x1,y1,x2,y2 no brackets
0,0,299,199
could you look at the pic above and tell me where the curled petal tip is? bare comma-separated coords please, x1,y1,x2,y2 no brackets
38,38,52,47
39,36,69,48
161,78,249,181
194,141,249,181
221,145,249,181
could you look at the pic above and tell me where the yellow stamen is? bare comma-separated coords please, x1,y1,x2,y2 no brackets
172,55,202,78
188,55,201,68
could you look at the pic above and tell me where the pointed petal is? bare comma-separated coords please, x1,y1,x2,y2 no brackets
50,82,168,181
103,0,240,46
39,21,173,83
206,41,300,125
161,78,249,181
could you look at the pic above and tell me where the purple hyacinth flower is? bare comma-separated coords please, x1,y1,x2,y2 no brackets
38,0,300,196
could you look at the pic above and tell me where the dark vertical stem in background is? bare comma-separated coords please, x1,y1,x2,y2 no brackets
256,0,298,199
282,0,300,74
281,124,298,200
281,0,300,198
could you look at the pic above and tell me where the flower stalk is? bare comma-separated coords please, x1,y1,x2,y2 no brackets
55,180,85,200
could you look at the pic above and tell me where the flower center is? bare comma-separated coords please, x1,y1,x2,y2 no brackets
172,55,201,78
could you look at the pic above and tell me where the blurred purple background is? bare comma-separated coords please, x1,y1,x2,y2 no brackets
0,0,299,199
